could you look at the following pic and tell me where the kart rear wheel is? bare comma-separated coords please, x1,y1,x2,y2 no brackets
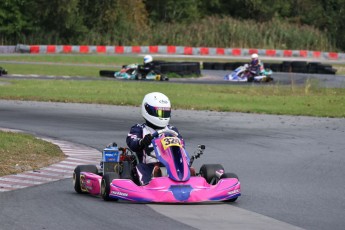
73,165,98,194
135,73,143,80
247,76,254,82
160,74,169,81
265,75,274,82
220,173,239,202
199,164,224,185
101,172,120,201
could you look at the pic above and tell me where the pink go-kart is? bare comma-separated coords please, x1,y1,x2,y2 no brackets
73,129,240,203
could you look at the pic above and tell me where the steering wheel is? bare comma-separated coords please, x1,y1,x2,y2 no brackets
152,129,178,138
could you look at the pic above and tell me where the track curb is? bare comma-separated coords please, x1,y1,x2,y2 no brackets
0,128,101,192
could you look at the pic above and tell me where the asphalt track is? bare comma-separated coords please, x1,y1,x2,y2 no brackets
0,100,344,230
2,69,345,88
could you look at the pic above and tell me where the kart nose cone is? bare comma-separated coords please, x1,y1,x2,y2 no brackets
169,185,193,201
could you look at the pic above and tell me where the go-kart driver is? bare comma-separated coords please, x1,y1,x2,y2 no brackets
248,53,264,76
127,92,188,185
138,55,160,78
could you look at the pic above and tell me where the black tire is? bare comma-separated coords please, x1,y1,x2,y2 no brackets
99,70,116,77
199,164,224,184
247,76,254,82
220,172,238,180
267,76,274,82
101,172,120,201
269,63,282,72
281,61,292,72
324,67,337,75
291,61,308,73
203,62,215,70
213,63,225,70
262,75,274,82
220,173,239,202
308,62,321,74
224,62,234,70
73,165,98,194
0,67,5,76
160,74,169,81
135,73,143,80
317,64,337,75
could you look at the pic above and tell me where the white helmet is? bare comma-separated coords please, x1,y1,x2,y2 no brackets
251,53,259,59
143,55,153,64
142,92,171,128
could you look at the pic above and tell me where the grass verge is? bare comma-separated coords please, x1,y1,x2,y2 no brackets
1,63,102,77
0,79,344,117
0,54,143,65
0,131,65,177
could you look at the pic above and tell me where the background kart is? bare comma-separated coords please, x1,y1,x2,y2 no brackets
0,67,8,76
114,63,169,81
224,64,273,82
73,129,240,203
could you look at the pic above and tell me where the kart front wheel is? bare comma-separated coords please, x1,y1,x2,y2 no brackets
199,164,224,185
73,165,98,194
101,172,120,201
221,173,239,202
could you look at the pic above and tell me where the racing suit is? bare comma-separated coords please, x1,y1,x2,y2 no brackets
249,60,265,76
126,123,183,185
138,62,160,78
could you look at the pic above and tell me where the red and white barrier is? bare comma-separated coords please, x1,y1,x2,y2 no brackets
15,44,345,61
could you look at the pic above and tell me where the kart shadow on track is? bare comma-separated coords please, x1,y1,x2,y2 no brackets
73,129,240,203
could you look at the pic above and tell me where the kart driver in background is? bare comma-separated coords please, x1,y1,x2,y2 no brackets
138,55,159,78
126,92,195,185
248,53,264,75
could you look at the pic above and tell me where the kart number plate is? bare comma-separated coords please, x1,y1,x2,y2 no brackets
161,137,182,150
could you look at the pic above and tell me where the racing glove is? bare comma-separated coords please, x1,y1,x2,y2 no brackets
139,134,153,148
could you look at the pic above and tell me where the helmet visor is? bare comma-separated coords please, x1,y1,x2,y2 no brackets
145,103,171,118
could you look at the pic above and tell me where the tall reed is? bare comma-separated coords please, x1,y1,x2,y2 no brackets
1,16,335,51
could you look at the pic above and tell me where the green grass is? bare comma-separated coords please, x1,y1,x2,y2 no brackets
0,55,137,76
333,65,345,75
0,79,344,117
1,63,103,77
0,131,65,176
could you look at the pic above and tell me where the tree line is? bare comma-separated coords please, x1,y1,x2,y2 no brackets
0,0,344,51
